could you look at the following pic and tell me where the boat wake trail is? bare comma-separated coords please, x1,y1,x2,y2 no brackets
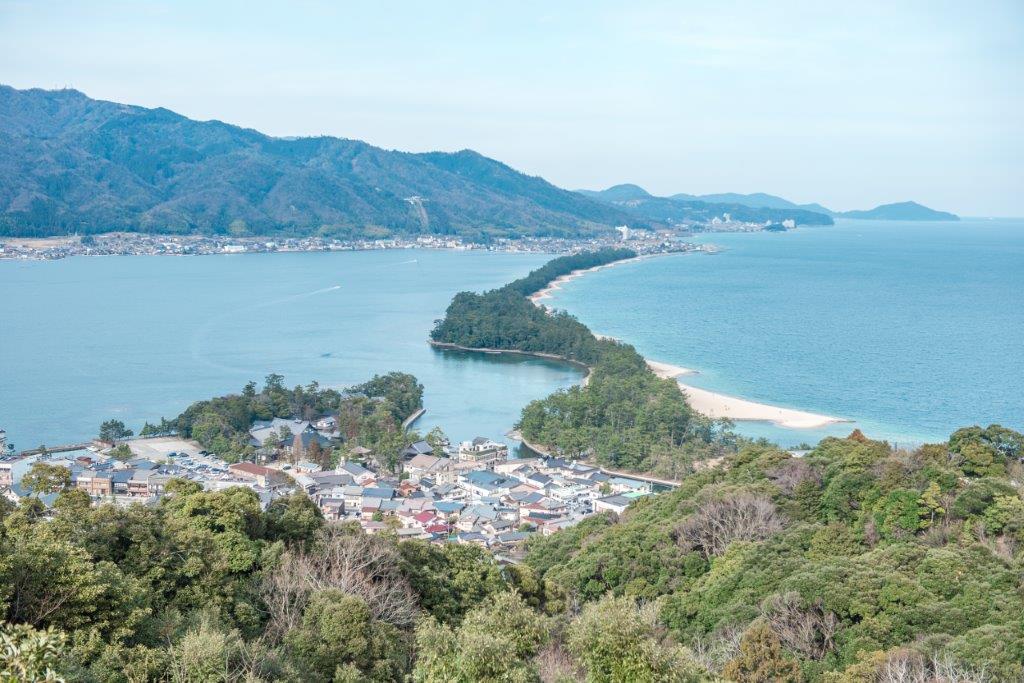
189,283,343,374
288,284,342,299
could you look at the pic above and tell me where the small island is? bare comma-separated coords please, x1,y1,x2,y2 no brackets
837,200,959,221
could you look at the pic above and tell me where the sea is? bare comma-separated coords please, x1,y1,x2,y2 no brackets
546,218,1024,447
2,218,1021,452
0,250,580,450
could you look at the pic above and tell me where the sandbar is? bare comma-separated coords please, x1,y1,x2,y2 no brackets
674,381,843,429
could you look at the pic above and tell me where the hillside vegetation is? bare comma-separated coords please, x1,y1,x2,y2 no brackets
153,372,423,470
0,86,639,239
525,425,1024,681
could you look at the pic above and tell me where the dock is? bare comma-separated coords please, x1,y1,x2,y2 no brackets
402,408,426,431
18,442,94,457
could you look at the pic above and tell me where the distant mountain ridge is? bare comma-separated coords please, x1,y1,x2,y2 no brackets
581,185,958,222
670,191,834,216
0,85,642,238
578,184,835,226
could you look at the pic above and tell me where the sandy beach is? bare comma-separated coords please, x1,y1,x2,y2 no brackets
645,358,841,428
529,256,646,305
675,382,843,429
646,359,697,378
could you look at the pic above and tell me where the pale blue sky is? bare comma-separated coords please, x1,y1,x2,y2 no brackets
2,1,1021,215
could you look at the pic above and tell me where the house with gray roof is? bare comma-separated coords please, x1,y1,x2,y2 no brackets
460,470,516,498
249,418,315,447
594,494,634,515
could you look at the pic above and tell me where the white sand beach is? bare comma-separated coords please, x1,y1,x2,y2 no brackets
529,256,645,305
646,359,843,428
646,359,697,378
675,382,842,429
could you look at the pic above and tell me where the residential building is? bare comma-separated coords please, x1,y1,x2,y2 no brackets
457,437,508,463
0,452,40,488
228,462,280,487
594,494,635,515
404,454,455,484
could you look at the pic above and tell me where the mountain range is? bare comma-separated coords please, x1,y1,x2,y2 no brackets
579,185,958,222
577,185,835,226
0,86,958,239
0,86,641,239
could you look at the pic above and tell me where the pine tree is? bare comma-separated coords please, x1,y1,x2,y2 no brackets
723,622,802,683
918,481,945,528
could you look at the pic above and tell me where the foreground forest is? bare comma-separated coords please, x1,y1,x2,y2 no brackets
1,426,1021,681
525,425,1024,681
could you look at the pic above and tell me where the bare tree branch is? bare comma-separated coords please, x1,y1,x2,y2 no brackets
677,493,786,557
262,525,418,642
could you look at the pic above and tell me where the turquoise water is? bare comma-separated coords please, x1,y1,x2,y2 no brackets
547,219,1024,447
4,222,1021,452
0,250,582,450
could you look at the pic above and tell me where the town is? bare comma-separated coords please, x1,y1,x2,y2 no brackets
0,418,669,559
0,229,707,261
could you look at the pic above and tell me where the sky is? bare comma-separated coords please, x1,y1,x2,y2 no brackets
2,1,1022,216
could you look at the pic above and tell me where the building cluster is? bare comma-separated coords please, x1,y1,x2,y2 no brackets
292,438,655,552
1,448,278,507
0,230,699,261
1,421,659,554
694,214,795,233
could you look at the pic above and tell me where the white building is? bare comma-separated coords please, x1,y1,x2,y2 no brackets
457,437,508,463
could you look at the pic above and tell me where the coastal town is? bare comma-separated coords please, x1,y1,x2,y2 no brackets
0,418,669,559
0,228,711,261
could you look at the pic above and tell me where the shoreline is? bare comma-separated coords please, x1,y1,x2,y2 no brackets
427,341,592,385
531,258,848,431
675,382,844,429
643,360,842,429
529,255,650,305
0,232,695,262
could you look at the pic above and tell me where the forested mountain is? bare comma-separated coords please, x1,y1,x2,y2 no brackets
0,86,641,238
582,185,960,223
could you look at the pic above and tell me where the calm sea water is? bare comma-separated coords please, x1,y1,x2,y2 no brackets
547,219,1024,446
4,221,1021,452
0,250,582,450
